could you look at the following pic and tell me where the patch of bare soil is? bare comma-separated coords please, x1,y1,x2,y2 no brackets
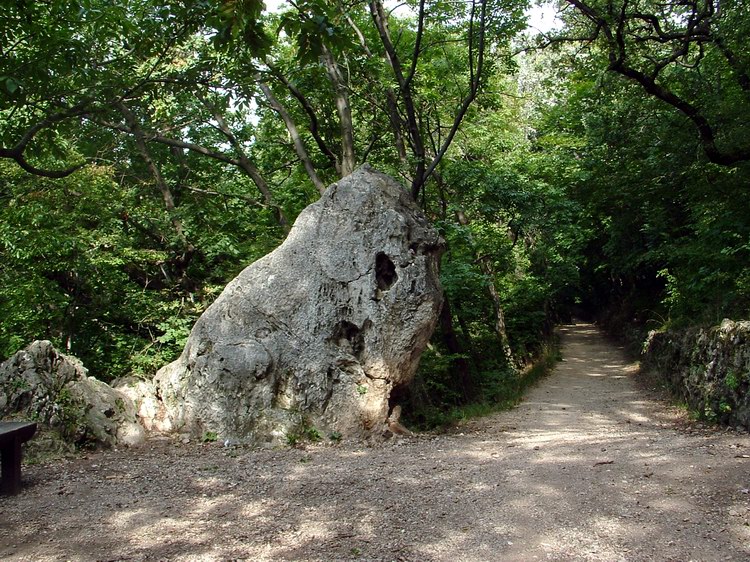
1,323,749,561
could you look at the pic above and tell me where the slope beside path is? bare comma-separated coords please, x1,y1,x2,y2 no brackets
1,323,749,561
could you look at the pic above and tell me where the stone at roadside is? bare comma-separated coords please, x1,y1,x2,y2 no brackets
0,341,145,448
0,340,87,419
154,165,444,445
64,377,144,447
643,319,750,430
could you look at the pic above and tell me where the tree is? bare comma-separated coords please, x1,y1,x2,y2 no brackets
4,0,604,428
527,7,750,327
548,0,750,165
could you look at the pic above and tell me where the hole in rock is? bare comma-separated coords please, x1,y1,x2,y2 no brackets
331,320,365,357
375,252,397,290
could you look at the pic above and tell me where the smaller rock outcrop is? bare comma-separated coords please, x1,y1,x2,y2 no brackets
642,319,750,429
0,341,145,447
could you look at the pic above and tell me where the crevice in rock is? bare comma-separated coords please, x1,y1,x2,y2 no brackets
388,381,408,411
375,252,397,290
321,367,335,412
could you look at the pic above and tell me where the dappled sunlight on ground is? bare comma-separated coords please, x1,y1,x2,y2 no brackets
1,323,748,561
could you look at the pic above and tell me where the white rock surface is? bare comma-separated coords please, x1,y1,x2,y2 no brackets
0,340,144,447
154,165,444,443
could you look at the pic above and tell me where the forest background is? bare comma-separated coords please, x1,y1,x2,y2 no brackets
1,0,748,427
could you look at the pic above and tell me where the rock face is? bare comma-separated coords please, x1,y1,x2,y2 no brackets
642,319,750,429
113,376,171,433
0,340,145,447
154,165,444,443
0,340,87,419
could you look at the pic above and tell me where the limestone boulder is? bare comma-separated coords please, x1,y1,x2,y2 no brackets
113,376,171,433
63,377,145,447
0,340,87,421
154,165,444,444
0,341,145,447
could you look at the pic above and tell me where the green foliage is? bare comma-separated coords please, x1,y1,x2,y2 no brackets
412,346,469,408
285,420,323,446
407,342,559,430
303,425,322,442
285,432,300,447
398,53,587,424
0,154,286,379
725,372,740,392
527,9,750,328
4,0,746,433
277,0,355,64
210,0,271,54
54,387,90,446
202,430,219,443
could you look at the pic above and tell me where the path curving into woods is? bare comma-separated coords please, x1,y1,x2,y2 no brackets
1,323,749,561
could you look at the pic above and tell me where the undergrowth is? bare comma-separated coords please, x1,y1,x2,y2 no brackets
404,340,561,431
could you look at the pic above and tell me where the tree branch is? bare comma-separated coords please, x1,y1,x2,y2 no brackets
96,114,290,228
404,0,425,91
0,102,90,178
564,0,750,166
117,101,194,254
422,0,488,185
258,81,326,195
268,64,339,171
196,91,289,228
320,44,357,176
369,0,426,198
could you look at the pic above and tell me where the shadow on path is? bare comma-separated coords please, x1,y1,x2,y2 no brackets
1,323,748,561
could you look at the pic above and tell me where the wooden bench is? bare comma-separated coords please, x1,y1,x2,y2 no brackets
0,421,37,495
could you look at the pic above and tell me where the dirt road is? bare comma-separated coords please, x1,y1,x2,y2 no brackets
1,323,749,561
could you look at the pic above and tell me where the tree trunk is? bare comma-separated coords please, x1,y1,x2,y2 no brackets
270,64,339,173
479,257,515,366
455,209,515,367
339,6,408,174
385,89,409,167
321,45,356,177
439,298,476,403
201,96,290,230
369,0,426,199
453,298,480,372
117,103,194,255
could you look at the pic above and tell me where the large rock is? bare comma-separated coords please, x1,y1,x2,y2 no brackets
0,340,145,447
154,165,444,444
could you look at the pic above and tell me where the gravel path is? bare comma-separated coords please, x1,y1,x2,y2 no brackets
1,323,749,561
